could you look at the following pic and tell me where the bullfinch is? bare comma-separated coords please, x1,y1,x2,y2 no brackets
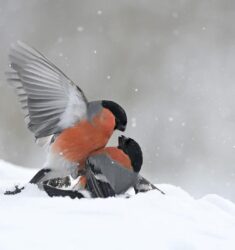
5,41,127,189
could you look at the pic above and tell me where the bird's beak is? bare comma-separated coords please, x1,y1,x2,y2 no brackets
118,135,128,147
119,124,126,132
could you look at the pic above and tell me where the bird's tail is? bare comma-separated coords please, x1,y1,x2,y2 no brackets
134,175,165,195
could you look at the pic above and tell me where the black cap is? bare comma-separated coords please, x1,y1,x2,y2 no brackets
118,135,143,172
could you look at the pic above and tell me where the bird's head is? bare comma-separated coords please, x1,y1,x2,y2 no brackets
118,135,143,172
102,100,127,132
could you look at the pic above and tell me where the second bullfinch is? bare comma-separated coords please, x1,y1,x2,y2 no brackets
43,136,165,198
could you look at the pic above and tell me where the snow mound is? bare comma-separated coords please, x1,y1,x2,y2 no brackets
0,160,235,250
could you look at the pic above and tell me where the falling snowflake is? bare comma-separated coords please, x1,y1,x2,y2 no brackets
77,26,84,32
168,117,174,122
131,118,137,128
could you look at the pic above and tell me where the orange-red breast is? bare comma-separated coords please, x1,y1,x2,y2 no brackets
6,41,127,187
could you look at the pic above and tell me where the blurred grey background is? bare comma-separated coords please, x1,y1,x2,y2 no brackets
0,0,235,200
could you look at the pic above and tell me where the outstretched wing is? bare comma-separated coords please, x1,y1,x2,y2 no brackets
6,41,88,138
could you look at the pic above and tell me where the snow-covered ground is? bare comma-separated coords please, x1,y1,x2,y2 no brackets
0,160,235,250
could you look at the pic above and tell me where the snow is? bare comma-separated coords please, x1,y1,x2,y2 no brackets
131,117,137,128
77,26,84,32
0,160,235,250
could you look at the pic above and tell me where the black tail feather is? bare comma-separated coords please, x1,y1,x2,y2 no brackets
134,175,165,195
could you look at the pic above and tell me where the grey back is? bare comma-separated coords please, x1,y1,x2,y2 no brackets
88,154,138,194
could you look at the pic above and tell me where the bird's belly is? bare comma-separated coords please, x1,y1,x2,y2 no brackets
45,151,78,178
51,123,110,164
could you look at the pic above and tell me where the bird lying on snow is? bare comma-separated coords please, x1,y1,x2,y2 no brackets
43,136,165,198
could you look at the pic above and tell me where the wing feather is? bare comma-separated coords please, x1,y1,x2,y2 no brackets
7,41,88,139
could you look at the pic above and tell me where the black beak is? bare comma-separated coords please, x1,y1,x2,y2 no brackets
119,124,126,132
118,135,128,148
114,123,126,132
